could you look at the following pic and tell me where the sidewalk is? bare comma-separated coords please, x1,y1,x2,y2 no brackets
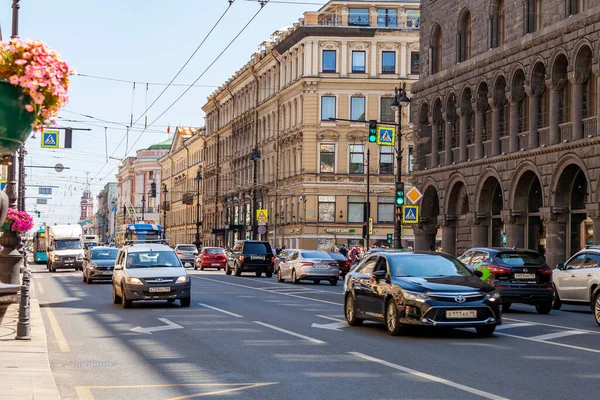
0,286,60,399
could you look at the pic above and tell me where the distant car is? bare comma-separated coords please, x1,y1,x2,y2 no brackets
326,252,350,277
277,250,339,285
83,247,119,284
174,244,198,267
195,247,227,271
553,246,600,312
344,252,501,336
226,240,275,277
111,243,191,308
459,247,553,314
274,249,301,272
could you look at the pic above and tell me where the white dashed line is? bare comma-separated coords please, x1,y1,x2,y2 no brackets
253,321,326,344
198,303,243,318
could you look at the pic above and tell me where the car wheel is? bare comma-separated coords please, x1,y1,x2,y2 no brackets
112,284,121,304
277,269,284,283
385,299,405,336
265,272,272,278
535,301,552,314
255,271,262,277
234,265,242,276
180,297,191,307
475,325,496,337
82,273,87,283
552,287,562,310
225,265,232,275
292,269,299,284
329,279,338,286
594,292,600,328
121,285,132,309
344,294,363,326
502,302,511,311
87,277,93,284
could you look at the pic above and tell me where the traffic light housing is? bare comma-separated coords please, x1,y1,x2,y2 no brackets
37,211,41,218
387,233,392,245
150,182,157,198
362,225,367,238
395,182,405,206
369,120,377,143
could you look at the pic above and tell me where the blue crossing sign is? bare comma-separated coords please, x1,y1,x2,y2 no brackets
402,205,419,224
41,130,59,149
376,125,396,146
0,180,6,191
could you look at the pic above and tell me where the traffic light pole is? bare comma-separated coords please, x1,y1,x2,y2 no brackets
365,148,370,248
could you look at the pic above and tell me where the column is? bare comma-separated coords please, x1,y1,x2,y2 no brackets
473,99,484,159
430,117,439,168
443,113,453,165
570,71,585,140
502,210,525,248
541,208,568,269
586,204,600,246
312,41,319,75
303,43,312,77
489,97,501,156
458,108,468,162
370,42,378,77
400,42,407,77
508,96,520,153
340,40,347,76
438,215,456,256
414,220,439,251
547,79,561,145
527,86,539,149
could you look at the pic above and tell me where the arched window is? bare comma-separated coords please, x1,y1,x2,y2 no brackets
458,11,472,62
525,0,543,34
431,24,443,74
491,0,505,48
567,0,588,16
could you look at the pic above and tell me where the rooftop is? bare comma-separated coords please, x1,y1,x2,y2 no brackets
148,138,173,150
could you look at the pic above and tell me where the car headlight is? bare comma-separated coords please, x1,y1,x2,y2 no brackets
403,290,430,303
176,275,189,283
77,254,84,260
126,277,143,285
54,256,60,261
485,290,501,302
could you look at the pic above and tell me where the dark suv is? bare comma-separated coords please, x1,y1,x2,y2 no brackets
226,240,275,278
458,248,553,314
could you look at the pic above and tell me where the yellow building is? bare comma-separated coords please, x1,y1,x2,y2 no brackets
201,0,423,250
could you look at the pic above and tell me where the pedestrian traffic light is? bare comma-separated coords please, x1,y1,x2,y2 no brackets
395,182,405,206
387,233,392,245
37,211,41,218
369,120,377,143
150,182,157,198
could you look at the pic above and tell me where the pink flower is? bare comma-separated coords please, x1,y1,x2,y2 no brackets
14,59,27,66
25,104,34,112
8,75,19,85
32,92,45,105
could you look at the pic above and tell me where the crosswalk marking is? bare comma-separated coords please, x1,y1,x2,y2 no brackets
528,330,588,341
495,322,536,330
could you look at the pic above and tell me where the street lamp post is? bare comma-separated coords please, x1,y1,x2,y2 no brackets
390,82,411,250
250,148,261,240
141,193,146,222
194,167,202,249
162,184,168,242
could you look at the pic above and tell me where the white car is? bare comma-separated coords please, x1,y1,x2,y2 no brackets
553,246,600,310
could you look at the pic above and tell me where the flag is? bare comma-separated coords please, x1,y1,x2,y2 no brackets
167,124,171,134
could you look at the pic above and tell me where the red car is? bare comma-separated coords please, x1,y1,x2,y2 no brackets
327,252,351,277
194,247,227,271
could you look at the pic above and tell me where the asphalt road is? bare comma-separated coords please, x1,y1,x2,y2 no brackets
31,264,600,400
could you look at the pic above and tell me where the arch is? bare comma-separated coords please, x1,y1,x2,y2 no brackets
445,91,457,113
460,86,473,114
508,161,544,210
474,167,504,213
548,47,569,79
432,97,443,123
431,23,443,74
420,178,441,219
551,53,569,84
549,153,592,208
572,38,594,68
418,101,430,123
444,172,470,214
507,62,526,86
457,8,472,62
530,61,547,89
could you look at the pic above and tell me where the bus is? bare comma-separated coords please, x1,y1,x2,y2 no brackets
83,234,99,249
33,227,48,264
115,223,163,248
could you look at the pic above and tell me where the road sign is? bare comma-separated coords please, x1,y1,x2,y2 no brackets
376,125,396,146
256,209,268,222
112,206,117,212
41,130,59,149
0,180,6,191
128,207,135,215
54,163,64,173
368,217,374,235
257,225,267,235
402,205,419,224
406,187,423,204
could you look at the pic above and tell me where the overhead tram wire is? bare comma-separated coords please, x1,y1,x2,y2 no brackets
98,1,271,183
90,1,236,181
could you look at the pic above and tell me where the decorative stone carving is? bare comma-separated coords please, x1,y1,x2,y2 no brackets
303,81,318,93
437,214,455,227
586,203,600,221
539,207,569,224
545,78,566,91
568,71,589,84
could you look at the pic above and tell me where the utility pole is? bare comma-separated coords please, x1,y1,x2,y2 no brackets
194,167,202,249
250,148,261,240
365,148,370,248
162,184,168,242
141,193,146,222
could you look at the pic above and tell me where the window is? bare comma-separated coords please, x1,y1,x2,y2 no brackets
358,257,377,275
322,50,336,73
431,25,442,74
320,144,335,173
491,0,505,48
379,146,394,174
352,51,366,73
377,9,397,27
36,198,48,205
458,11,472,62
408,146,414,173
567,0,587,16
350,96,366,121
321,96,336,120
525,0,543,34
378,197,395,223
381,51,396,74
349,145,364,174
318,195,336,222
349,8,369,26
380,97,395,122
347,196,365,223
149,171,154,180
410,52,420,75
39,187,52,195
406,10,420,28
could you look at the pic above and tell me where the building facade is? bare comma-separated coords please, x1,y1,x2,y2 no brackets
116,140,170,228
411,0,600,269
159,127,204,246
94,182,118,243
201,0,422,250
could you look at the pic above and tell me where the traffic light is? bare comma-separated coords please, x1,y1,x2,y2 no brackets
64,128,73,148
368,120,377,143
150,183,157,198
37,211,41,218
362,225,367,239
387,233,392,245
395,182,405,206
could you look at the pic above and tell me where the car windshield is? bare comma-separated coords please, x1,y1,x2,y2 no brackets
301,251,331,259
389,254,473,277
244,243,272,254
90,249,118,260
177,245,197,252
126,251,182,268
496,252,544,266
205,248,225,254
55,240,82,250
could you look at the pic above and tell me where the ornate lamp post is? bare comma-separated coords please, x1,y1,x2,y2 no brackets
194,166,202,249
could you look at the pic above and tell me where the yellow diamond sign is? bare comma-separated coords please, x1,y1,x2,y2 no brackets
406,187,423,204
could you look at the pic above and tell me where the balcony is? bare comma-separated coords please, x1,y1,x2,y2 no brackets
583,116,597,137
538,127,550,146
182,192,196,205
559,122,573,142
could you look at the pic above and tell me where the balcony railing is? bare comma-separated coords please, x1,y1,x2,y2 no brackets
483,140,492,158
518,132,528,150
583,116,597,137
559,122,572,142
500,136,509,154
538,127,551,146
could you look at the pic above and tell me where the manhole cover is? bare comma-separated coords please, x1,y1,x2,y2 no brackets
66,362,117,368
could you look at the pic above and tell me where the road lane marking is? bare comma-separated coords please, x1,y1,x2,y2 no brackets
253,321,326,344
75,386,93,400
349,352,509,400
504,317,600,335
43,303,70,352
526,330,589,341
198,303,243,318
312,315,347,331
167,382,278,399
36,281,44,294
495,322,536,330
130,318,184,335
495,332,600,354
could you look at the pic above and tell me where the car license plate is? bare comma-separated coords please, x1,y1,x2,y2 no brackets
102,271,112,275
212,263,220,266
251,256,264,260
446,310,477,319
315,264,327,268
149,287,171,293
514,273,536,279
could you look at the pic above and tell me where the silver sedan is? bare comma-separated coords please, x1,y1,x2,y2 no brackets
276,250,340,286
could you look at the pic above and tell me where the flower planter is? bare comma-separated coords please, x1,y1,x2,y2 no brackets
0,80,34,156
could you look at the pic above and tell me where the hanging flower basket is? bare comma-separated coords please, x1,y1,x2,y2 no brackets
0,39,72,155
2,208,34,234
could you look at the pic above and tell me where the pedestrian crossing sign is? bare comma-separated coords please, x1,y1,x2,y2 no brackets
402,205,419,224
256,209,268,222
41,130,59,149
0,180,6,191
376,125,396,146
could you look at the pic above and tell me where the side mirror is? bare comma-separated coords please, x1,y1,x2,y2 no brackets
372,270,387,280
473,270,483,278
556,263,565,271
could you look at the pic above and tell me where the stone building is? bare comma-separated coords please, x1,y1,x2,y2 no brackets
94,182,118,243
201,0,422,250
411,0,600,269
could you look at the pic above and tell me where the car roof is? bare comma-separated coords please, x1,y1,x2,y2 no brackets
175,244,195,247
125,244,173,253
466,247,540,253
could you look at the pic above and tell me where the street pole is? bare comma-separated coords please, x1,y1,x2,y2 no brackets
17,146,25,211
366,148,370,248
141,193,145,222
392,82,411,250
195,167,202,248
162,184,168,242
250,148,261,240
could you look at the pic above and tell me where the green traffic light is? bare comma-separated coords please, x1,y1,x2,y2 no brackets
369,134,377,143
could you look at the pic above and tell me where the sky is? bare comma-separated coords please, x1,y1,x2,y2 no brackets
0,0,325,227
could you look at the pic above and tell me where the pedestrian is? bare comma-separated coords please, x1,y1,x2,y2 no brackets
339,244,348,258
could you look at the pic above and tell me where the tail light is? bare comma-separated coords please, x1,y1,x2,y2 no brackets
176,251,182,255
301,262,313,266
271,256,275,263
539,267,552,275
344,260,350,268
239,255,245,262
329,263,338,267
485,265,511,275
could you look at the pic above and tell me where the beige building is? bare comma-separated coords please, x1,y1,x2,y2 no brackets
158,127,205,246
201,0,422,250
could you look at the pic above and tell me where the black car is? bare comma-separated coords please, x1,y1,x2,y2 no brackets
226,240,275,278
458,248,553,314
343,252,501,336
83,247,119,284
